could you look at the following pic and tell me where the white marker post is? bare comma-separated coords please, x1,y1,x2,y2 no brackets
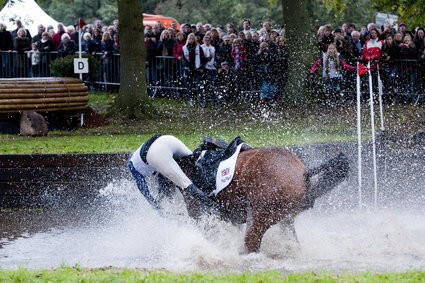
377,69,385,131
78,19,83,80
367,62,379,208
356,63,362,208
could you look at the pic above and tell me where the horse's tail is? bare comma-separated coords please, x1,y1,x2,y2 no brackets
302,152,349,209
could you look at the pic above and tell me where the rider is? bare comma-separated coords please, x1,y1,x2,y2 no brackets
128,134,221,213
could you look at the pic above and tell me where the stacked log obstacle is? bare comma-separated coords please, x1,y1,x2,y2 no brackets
0,153,129,208
0,77,89,113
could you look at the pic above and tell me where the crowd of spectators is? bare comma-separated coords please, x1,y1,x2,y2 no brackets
311,22,425,103
144,20,288,107
0,17,425,106
0,19,120,77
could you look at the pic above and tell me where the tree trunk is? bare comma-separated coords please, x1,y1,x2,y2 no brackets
114,0,153,118
282,0,318,103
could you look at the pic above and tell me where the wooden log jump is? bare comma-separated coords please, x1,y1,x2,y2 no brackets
0,77,89,114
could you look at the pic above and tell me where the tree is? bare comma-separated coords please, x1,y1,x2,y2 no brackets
282,0,318,103
40,0,118,26
373,0,425,28
113,0,153,119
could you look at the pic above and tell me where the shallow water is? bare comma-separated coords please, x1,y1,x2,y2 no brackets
1,177,424,273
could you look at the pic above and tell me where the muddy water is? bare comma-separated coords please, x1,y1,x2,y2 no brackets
1,143,424,272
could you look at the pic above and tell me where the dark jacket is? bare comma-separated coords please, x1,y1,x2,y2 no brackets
81,39,97,54
156,38,175,56
13,36,31,52
216,43,233,66
38,38,54,52
57,40,77,57
0,30,13,50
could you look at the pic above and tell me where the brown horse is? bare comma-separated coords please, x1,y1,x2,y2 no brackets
180,146,349,253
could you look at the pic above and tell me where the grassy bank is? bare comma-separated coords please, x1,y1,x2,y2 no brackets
0,267,424,282
1,92,424,154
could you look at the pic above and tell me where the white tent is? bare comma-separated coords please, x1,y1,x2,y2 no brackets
0,0,58,36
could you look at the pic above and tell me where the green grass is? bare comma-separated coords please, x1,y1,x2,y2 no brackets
5,92,422,154
0,267,424,282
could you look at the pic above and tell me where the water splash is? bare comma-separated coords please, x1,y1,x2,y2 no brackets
0,178,424,273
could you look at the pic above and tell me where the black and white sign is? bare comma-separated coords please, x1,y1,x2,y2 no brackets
74,58,89,74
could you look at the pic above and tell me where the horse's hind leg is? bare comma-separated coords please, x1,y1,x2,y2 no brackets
244,208,275,253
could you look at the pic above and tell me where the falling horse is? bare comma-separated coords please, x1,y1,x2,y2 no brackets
178,138,349,253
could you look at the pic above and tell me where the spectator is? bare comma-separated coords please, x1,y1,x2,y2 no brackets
381,34,400,95
57,33,77,57
201,35,217,104
243,31,259,90
0,23,13,51
362,28,383,70
157,29,175,56
172,32,186,60
113,33,120,54
100,31,114,88
394,31,404,46
204,23,211,32
156,29,175,92
318,24,334,53
226,23,237,35
398,36,418,100
94,19,102,31
81,32,96,55
413,28,424,54
350,30,363,59
262,21,272,34
48,28,55,39
0,23,13,77
216,35,233,67
13,27,31,51
66,25,77,41
274,36,288,102
181,23,191,36
334,34,355,62
345,24,356,41
398,22,411,35
152,24,162,42
182,33,207,107
32,24,45,43
333,27,343,37
100,31,114,58
106,25,116,39
92,28,102,53
216,61,238,105
52,23,68,50
255,42,279,104
13,27,31,76
242,19,256,34
38,31,53,53
38,31,53,76
231,38,246,71
11,20,31,42
309,43,355,98
27,42,41,77
210,28,222,50
112,19,119,34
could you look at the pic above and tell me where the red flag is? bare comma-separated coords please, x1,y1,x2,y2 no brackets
357,63,369,76
79,19,86,28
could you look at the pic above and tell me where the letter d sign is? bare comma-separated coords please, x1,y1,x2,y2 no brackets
74,58,89,74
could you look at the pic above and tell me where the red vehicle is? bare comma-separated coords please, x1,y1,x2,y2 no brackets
142,13,180,30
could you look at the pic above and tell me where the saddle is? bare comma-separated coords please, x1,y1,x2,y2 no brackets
192,136,246,196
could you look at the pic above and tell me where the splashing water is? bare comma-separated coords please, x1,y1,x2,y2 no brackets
1,176,424,273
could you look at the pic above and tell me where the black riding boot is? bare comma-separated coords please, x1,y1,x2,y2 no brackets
184,184,221,211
